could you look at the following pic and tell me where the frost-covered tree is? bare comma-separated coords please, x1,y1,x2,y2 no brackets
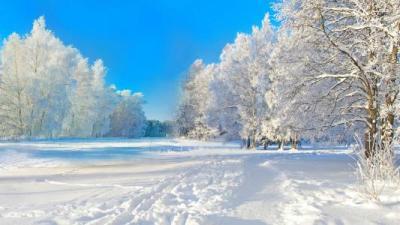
62,57,95,137
265,23,327,149
176,60,203,137
62,58,114,137
175,1,399,156
176,59,217,140
214,15,274,148
0,33,29,137
23,17,76,137
109,91,147,138
275,0,400,156
207,64,242,141
176,14,275,147
0,17,76,137
90,60,116,137
0,16,147,139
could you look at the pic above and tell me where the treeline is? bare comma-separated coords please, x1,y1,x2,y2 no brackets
176,0,400,156
0,17,147,139
144,120,174,137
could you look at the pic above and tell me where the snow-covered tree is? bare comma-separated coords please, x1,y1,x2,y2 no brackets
265,23,326,149
89,60,116,137
176,14,275,147
275,0,400,156
214,14,274,148
62,57,95,137
207,64,242,140
0,33,29,137
109,91,147,138
176,59,217,140
62,58,115,137
0,16,147,139
0,17,76,137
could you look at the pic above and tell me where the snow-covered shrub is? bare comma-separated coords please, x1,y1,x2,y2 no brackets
355,136,400,201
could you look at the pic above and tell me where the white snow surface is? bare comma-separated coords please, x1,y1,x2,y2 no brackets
0,138,399,225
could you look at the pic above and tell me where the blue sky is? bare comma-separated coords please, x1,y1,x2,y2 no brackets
0,0,276,120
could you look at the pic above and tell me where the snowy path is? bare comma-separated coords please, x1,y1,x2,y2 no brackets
0,155,244,225
0,139,399,225
227,154,400,225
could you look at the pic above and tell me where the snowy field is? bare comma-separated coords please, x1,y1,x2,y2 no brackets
0,138,399,225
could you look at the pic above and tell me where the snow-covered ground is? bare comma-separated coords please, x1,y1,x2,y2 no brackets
0,138,399,225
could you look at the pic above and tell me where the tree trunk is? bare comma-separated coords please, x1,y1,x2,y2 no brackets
290,137,297,150
382,43,398,155
364,85,378,159
250,132,256,149
263,139,269,150
241,139,247,149
278,139,284,151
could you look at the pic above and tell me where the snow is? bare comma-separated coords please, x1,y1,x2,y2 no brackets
0,138,399,225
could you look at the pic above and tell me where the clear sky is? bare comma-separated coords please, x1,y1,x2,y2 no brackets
0,0,276,121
